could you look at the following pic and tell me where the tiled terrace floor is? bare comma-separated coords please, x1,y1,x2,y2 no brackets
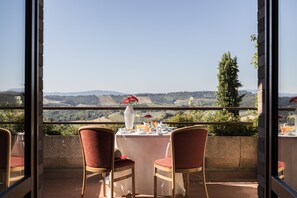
43,169,257,198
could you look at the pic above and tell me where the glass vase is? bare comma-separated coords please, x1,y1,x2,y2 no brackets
124,105,135,130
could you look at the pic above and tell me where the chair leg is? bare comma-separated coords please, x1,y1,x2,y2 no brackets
81,168,87,198
132,166,135,198
172,172,175,198
185,172,189,198
202,168,209,198
102,173,106,197
2,171,9,188
110,171,114,198
154,167,157,198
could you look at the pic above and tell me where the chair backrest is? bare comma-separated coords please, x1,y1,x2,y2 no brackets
79,127,114,169
171,126,208,169
0,128,11,171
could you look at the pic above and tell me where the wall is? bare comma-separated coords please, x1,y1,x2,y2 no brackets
257,0,266,196
43,136,82,168
38,0,44,196
43,135,257,172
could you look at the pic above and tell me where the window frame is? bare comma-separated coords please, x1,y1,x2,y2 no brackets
268,0,297,196
0,0,40,197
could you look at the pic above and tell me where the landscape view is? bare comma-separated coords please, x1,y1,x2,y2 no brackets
43,89,257,129
0,88,295,136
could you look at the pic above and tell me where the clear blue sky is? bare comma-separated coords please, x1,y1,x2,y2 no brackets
279,0,297,94
0,0,25,92
1,1,296,95
1,0,259,94
43,0,258,94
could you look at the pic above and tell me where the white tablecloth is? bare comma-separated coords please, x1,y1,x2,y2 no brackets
112,132,185,197
11,133,25,157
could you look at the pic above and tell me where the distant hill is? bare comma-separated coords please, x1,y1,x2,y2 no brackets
0,89,259,107
43,90,257,107
44,90,125,96
7,88,24,93
279,93,297,97
42,90,258,122
0,91,24,106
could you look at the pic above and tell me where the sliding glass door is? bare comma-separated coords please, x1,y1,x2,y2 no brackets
269,0,297,197
277,0,297,193
0,0,40,197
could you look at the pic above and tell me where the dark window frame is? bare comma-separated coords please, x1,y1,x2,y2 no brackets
268,0,297,196
0,0,40,197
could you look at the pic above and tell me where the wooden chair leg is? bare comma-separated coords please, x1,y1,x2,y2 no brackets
154,167,157,198
110,171,114,198
132,166,135,198
81,168,86,198
102,173,106,197
172,172,175,198
2,171,9,188
185,172,189,198
202,168,209,198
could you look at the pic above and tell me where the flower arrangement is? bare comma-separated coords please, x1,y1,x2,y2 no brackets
141,114,152,132
121,95,138,105
290,96,297,103
143,114,159,130
144,114,152,119
289,96,297,133
121,95,138,130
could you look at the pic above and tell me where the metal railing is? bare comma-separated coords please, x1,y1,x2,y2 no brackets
42,106,258,126
1,106,259,125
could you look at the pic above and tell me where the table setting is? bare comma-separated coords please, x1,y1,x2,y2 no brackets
110,95,184,196
117,121,176,136
278,124,297,137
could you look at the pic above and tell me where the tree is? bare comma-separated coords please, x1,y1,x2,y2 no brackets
250,34,258,69
216,52,244,116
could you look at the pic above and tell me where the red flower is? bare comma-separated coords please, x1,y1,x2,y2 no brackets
144,114,152,118
121,95,139,104
289,96,297,103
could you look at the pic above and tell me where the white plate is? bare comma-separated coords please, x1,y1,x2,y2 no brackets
166,127,176,129
136,131,146,134
117,131,126,134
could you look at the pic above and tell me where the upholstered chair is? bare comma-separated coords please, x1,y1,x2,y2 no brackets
79,126,135,198
154,126,209,198
0,128,24,189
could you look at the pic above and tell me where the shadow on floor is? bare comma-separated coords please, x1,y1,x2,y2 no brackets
43,169,257,198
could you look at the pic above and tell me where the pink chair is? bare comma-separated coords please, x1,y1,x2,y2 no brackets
278,161,285,180
79,126,135,198
0,128,24,189
154,126,209,198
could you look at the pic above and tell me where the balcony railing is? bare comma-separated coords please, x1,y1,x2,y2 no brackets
44,106,257,126
3,106,296,126
1,106,260,126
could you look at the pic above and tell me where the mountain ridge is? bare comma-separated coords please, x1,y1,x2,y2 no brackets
43,89,258,96
44,90,126,96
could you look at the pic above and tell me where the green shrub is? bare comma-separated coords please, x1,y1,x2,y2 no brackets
204,110,257,136
43,124,79,136
0,110,24,135
166,112,194,128
167,110,258,136
43,124,124,136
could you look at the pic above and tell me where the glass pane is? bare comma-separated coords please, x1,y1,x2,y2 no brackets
0,0,25,191
278,0,297,191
